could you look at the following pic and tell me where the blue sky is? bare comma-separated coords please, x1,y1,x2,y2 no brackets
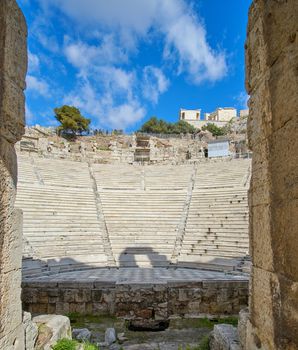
18,0,252,131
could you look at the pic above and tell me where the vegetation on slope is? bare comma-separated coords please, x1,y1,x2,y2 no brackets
52,338,98,350
139,117,196,134
54,105,91,137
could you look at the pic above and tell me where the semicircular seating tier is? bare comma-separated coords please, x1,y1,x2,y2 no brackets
16,154,251,277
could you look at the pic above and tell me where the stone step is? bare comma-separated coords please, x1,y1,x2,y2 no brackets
106,222,179,226
23,223,102,228
181,244,249,252
188,214,248,218
187,221,249,226
180,250,247,258
18,204,97,210
21,211,98,218
23,226,103,232
27,237,104,243
109,239,175,243
17,191,94,198
23,215,98,220
17,198,95,204
187,217,248,221
114,254,171,267
35,249,107,258
183,237,249,244
40,254,108,264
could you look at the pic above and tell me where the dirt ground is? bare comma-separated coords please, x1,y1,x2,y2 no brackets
68,314,238,350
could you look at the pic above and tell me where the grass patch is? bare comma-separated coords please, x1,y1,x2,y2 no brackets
198,335,210,350
177,335,210,350
82,342,98,350
52,339,77,350
170,317,238,330
210,317,238,327
52,339,98,350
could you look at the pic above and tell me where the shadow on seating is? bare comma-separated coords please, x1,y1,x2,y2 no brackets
118,247,169,268
22,245,250,280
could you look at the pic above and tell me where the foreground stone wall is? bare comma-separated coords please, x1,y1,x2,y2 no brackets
0,1,27,349
22,280,248,320
245,0,298,349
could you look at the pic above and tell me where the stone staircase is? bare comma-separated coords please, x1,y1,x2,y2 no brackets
16,154,251,275
16,156,108,276
99,190,187,267
177,159,250,271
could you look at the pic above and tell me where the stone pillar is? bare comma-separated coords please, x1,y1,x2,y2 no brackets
0,1,27,349
245,1,298,349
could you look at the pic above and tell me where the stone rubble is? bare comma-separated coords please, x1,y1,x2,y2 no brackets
209,324,241,350
23,312,38,350
32,314,71,350
105,327,117,345
72,328,92,342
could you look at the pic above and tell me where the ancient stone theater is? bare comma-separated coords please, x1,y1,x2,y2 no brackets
0,0,297,349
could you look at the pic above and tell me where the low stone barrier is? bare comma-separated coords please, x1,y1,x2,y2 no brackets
22,280,248,319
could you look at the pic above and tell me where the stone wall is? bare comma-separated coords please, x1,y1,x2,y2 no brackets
245,0,298,349
0,1,27,349
22,280,248,320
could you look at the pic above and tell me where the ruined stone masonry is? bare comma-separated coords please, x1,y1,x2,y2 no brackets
22,279,248,320
0,0,27,349
244,0,298,349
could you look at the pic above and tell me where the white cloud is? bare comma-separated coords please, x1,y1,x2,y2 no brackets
28,50,40,72
142,66,169,104
36,32,60,53
64,80,145,130
42,0,227,83
29,12,60,52
64,37,128,77
236,91,249,109
63,38,139,129
25,104,34,124
41,0,157,37
105,102,145,130
161,10,227,82
98,66,135,94
26,75,50,97
34,0,228,129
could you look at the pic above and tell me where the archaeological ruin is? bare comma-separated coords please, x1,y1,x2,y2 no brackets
0,0,27,348
0,0,297,349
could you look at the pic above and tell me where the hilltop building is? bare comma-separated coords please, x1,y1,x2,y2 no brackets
179,108,205,128
180,107,245,129
205,107,237,123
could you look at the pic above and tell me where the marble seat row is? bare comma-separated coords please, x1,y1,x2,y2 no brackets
16,155,251,275
178,188,249,270
16,182,108,276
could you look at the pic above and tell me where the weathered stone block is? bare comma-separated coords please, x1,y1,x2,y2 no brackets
210,324,241,350
75,289,92,303
250,267,277,349
0,0,27,89
23,312,38,350
33,315,71,350
0,77,25,143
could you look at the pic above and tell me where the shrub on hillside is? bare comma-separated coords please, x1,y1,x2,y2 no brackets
201,123,225,137
54,105,91,137
139,117,196,134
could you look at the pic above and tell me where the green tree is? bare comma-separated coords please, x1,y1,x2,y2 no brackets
140,117,167,133
202,123,225,137
172,120,196,134
54,105,91,136
221,118,235,135
139,117,196,134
